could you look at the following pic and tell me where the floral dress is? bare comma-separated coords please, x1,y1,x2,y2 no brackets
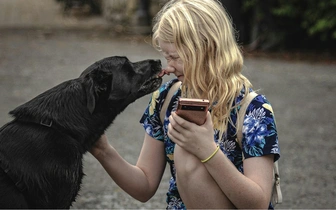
140,79,280,209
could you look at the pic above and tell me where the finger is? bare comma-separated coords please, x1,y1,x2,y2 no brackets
171,112,191,129
167,123,181,144
169,113,185,133
201,111,213,128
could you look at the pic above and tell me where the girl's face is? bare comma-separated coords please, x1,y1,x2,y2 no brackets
158,39,184,82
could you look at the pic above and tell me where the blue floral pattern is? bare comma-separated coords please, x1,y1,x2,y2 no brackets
140,79,280,209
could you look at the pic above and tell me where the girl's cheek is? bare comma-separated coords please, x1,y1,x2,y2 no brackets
177,64,184,72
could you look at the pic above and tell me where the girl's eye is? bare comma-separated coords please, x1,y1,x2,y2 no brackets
166,56,179,61
163,54,180,62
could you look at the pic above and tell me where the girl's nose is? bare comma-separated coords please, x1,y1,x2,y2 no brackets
163,66,175,75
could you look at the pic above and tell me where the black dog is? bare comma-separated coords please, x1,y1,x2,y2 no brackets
0,56,162,208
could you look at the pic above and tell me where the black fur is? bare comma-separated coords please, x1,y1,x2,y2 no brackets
0,56,162,209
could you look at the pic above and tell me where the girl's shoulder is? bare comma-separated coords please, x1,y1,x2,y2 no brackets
246,93,275,116
152,78,181,101
237,90,280,160
160,78,180,94
236,88,274,111
146,79,181,115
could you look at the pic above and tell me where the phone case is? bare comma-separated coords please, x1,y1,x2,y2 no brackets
176,98,209,125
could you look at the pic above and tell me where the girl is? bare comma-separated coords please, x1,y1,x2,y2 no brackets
91,0,280,209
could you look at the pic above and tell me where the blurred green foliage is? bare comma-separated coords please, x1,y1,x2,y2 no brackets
242,0,336,50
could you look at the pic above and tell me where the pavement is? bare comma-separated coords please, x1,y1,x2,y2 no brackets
0,0,336,209
0,0,111,31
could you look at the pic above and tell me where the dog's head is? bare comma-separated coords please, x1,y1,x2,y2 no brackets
80,56,163,114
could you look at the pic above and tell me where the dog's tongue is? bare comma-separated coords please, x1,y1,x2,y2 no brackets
158,69,170,77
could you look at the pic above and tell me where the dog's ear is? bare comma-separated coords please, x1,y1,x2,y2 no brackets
84,76,96,114
84,73,114,114
108,77,131,101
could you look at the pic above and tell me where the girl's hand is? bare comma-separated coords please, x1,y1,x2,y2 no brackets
167,111,217,160
90,134,111,158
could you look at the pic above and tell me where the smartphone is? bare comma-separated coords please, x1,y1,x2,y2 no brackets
176,98,209,125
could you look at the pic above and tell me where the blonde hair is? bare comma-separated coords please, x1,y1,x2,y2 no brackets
152,0,252,135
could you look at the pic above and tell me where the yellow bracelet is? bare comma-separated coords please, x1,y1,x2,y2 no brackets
201,146,220,163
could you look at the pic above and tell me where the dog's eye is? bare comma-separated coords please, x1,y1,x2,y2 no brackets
97,84,107,92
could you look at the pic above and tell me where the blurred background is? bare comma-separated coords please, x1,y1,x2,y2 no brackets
55,0,336,54
0,0,335,209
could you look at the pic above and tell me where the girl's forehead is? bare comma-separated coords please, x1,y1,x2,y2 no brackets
158,40,178,55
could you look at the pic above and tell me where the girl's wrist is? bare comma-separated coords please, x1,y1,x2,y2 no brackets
91,143,112,160
197,142,218,161
201,145,220,163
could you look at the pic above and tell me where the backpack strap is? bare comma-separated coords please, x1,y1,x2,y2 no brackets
236,91,258,149
272,161,283,205
160,81,182,125
236,91,283,206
